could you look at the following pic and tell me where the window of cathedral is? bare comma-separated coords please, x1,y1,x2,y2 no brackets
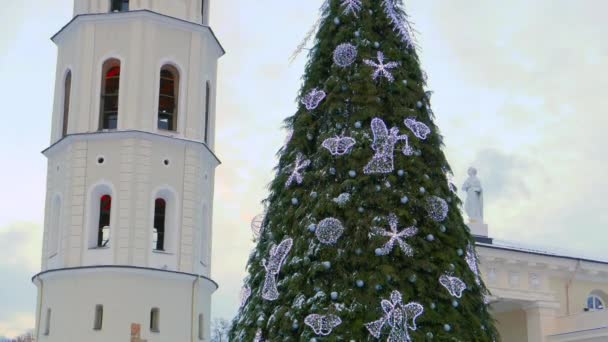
97,195,112,247
93,305,103,330
150,308,160,333
44,309,52,336
198,314,204,340
110,0,129,12
201,1,206,24
587,294,605,311
157,65,179,131
100,59,121,130
153,199,166,251
62,70,71,137
204,81,211,143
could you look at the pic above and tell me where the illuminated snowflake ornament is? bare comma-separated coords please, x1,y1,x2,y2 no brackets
315,218,345,244
340,0,362,17
371,213,418,256
333,43,358,67
364,118,414,174
365,290,424,342
426,196,449,222
261,238,293,301
439,273,467,298
322,136,356,156
302,88,326,110
304,314,342,336
285,153,311,188
363,51,400,82
466,243,482,285
239,286,251,308
404,117,431,140
382,0,415,49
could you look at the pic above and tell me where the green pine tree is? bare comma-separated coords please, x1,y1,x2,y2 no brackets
230,0,498,340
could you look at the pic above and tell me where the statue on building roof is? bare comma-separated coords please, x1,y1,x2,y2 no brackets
463,167,484,223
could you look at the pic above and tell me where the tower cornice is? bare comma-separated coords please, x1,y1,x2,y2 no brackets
51,9,225,56
42,130,221,166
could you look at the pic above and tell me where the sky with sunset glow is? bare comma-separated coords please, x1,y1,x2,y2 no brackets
1,0,607,338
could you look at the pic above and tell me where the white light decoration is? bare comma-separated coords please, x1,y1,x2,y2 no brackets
466,243,481,286
250,214,265,238
340,0,362,17
363,51,400,82
404,117,431,140
371,213,418,256
254,329,264,342
239,286,251,308
304,314,342,336
439,274,467,298
261,238,293,301
444,169,457,193
381,0,415,49
364,118,414,174
315,218,345,245
322,136,356,156
332,193,351,206
365,290,424,342
302,88,326,110
426,196,449,222
333,43,358,67
285,153,311,188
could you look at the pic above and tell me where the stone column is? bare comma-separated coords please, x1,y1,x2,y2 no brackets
524,301,559,342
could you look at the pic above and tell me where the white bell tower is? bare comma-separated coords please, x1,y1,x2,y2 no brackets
33,1,223,341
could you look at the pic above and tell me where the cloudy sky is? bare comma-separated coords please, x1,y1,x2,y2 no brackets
1,0,607,338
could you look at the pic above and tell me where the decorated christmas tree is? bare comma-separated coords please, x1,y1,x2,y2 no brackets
230,0,498,340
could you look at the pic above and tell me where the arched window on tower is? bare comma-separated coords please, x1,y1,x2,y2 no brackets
97,195,112,247
204,81,211,143
111,0,129,12
157,65,179,131
100,59,121,130
153,198,166,251
587,293,605,311
62,70,71,137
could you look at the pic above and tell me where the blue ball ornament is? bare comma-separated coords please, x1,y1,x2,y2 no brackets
374,41,380,48
358,207,365,213
439,225,447,233
444,324,452,332
354,31,360,38
426,234,435,242
408,274,417,283
426,332,434,338
375,284,383,291
356,280,365,288
355,248,363,255
331,292,338,300
419,187,426,194
349,170,357,178
452,300,459,308
308,224,316,232
417,101,423,108
397,169,405,177
322,261,331,269
400,196,409,204
333,17,340,25
336,123,343,129
457,249,464,256
430,302,436,310
375,248,384,256
354,121,362,129
291,198,299,205
329,167,336,175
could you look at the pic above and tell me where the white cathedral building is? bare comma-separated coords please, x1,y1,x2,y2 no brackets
32,1,223,341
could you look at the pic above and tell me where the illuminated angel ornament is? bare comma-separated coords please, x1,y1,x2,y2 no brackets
340,0,362,17
333,43,358,67
302,88,326,110
404,117,431,140
239,286,251,309
261,238,293,301
371,213,418,256
466,243,482,285
316,218,345,244
363,51,400,82
364,118,414,174
439,273,467,298
285,153,311,188
365,290,424,342
322,136,356,156
382,0,415,49
304,314,342,336
426,196,449,222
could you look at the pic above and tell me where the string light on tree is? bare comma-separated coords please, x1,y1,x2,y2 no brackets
239,286,251,309
254,329,264,342
316,218,345,244
322,136,356,156
381,0,415,49
364,118,414,174
370,213,418,256
251,214,265,239
261,238,293,301
340,0,362,17
439,273,467,298
363,51,400,82
304,314,343,336
365,290,424,342
302,88,326,110
285,153,311,188
426,196,449,222
404,117,431,140
333,43,358,67
466,243,482,285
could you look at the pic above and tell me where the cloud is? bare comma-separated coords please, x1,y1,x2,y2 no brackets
0,223,42,272
0,313,35,339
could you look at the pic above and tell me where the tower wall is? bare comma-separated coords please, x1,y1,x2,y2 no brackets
34,4,223,341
